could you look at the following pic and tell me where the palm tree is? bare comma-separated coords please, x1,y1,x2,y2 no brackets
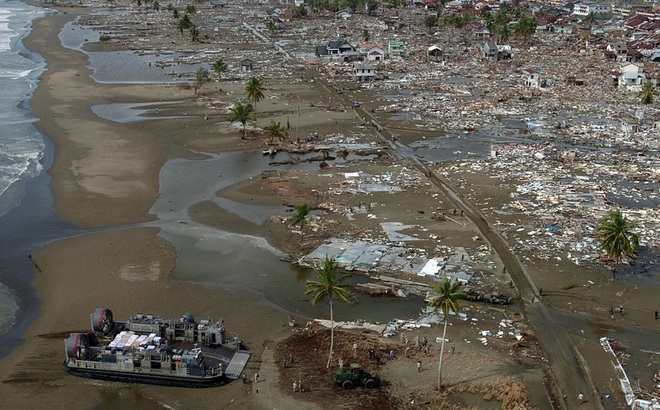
428,277,465,390
245,76,265,112
291,204,310,242
584,12,596,25
212,58,227,80
362,29,370,42
266,20,277,36
193,67,209,95
305,256,352,368
263,120,288,146
178,14,192,34
190,25,200,43
596,209,640,279
227,101,255,137
641,81,654,105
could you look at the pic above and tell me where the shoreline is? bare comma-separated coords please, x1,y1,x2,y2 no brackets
1,2,657,409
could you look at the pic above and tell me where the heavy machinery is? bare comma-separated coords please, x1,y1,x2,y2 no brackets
333,363,380,389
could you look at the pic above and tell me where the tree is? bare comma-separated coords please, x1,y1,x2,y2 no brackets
264,120,288,146
190,25,200,43
365,0,378,16
362,28,370,42
291,204,310,241
641,81,654,104
584,12,596,25
425,14,439,30
305,256,352,368
596,209,640,279
428,277,465,389
185,4,196,14
178,14,193,33
212,58,228,80
513,15,536,43
227,101,255,137
294,4,307,17
266,20,277,36
193,67,209,95
245,76,265,112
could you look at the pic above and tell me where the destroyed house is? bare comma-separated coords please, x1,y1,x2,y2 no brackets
427,45,443,60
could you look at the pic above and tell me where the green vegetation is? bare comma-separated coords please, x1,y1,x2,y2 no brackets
227,101,255,137
425,14,438,29
427,277,465,389
305,256,352,368
513,15,537,43
291,204,310,241
245,76,265,112
212,58,228,80
641,81,655,105
263,120,288,146
193,67,209,95
596,209,640,279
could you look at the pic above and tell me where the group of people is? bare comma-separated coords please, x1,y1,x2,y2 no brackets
241,372,259,384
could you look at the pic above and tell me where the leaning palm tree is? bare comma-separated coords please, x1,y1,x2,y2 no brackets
245,76,265,112
641,81,654,105
263,120,288,146
193,67,209,95
428,277,465,390
227,101,255,137
305,256,352,368
596,209,640,279
212,58,228,80
291,204,310,242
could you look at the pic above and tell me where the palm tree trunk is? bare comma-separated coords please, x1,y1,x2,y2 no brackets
327,297,334,368
299,222,305,243
437,317,448,390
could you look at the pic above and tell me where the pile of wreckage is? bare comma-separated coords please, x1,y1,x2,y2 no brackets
438,142,660,269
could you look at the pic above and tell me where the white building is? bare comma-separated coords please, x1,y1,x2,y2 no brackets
573,2,610,16
353,62,375,82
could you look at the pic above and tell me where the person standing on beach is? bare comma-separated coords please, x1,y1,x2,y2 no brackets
417,360,421,372
609,306,614,319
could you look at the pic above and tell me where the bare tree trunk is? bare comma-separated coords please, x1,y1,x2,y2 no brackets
327,298,334,368
437,317,448,389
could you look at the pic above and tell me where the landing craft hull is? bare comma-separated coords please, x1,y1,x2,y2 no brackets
62,362,227,388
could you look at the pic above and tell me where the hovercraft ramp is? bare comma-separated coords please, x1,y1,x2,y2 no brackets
224,350,251,380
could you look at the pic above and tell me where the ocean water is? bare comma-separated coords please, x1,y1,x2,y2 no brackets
0,0,48,335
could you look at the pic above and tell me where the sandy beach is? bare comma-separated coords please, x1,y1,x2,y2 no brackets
0,2,658,410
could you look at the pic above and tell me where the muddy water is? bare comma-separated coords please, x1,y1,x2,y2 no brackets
149,151,426,324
